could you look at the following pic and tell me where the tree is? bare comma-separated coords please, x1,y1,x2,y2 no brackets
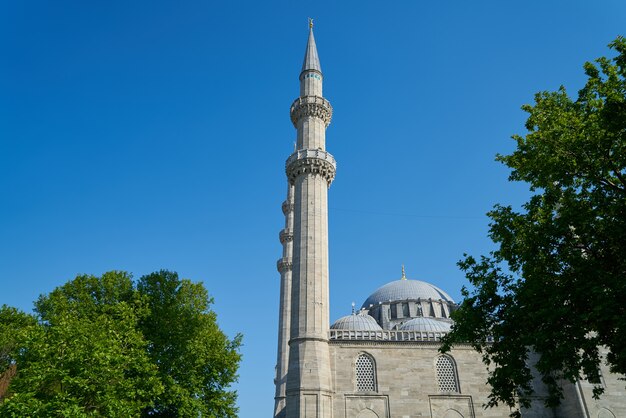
0,271,163,417
440,36,626,416
0,306,35,402
0,270,241,418
137,270,242,417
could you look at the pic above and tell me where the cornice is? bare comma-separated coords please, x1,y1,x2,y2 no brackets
285,149,336,186
290,95,333,127
277,257,293,273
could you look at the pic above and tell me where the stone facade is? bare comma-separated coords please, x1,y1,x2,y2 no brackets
329,342,510,417
521,349,626,418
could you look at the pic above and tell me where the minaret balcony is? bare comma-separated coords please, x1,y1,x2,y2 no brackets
279,228,293,244
285,149,336,186
281,200,294,215
277,257,293,273
290,95,333,127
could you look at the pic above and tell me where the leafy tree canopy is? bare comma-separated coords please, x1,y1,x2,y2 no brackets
0,270,241,418
138,271,242,417
441,36,626,416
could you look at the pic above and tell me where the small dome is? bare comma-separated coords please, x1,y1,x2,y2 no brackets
362,279,454,309
398,317,453,333
331,313,382,331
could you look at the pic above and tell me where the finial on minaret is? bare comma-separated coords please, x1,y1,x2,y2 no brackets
308,17,314,29
351,302,355,314
401,265,406,280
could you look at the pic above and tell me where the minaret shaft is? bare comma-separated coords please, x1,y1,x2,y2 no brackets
296,118,326,150
300,73,322,97
275,185,294,418
286,173,333,417
291,175,330,337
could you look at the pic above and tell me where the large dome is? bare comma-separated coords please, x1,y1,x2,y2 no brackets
361,279,454,309
330,313,383,331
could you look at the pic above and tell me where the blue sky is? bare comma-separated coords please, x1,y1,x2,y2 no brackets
1,1,624,416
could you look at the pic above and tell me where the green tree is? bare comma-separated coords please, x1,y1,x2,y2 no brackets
0,270,241,418
0,272,163,417
0,306,36,401
137,270,242,417
441,36,626,416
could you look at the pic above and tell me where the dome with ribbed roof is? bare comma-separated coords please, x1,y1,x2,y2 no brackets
361,279,454,310
330,313,382,331
398,317,453,333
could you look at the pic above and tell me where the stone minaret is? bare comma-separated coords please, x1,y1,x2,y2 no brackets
284,21,335,418
274,184,294,418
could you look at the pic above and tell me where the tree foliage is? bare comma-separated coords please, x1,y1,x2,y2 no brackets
0,270,241,418
138,271,242,417
441,36,626,416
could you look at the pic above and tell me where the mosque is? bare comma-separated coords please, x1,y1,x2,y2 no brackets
273,23,625,418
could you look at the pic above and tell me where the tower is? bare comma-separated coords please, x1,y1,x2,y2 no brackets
276,21,336,418
274,184,294,418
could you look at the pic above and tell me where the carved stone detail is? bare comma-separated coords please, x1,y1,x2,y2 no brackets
286,149,336,186
290,95,333,127
277,257,293,273
279,228,293,244
282,200,295,215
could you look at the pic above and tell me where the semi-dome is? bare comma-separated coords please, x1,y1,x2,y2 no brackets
398,317,453,333
331,313,383,331
361,279,454,309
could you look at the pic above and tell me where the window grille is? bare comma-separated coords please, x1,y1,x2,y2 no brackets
355,354,376,392
435,355,459,393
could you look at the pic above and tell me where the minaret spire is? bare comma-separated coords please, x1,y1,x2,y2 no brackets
301,21,321,75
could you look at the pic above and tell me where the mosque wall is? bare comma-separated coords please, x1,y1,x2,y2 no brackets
566,347,626,418
522,348,625,418
329,342,511,418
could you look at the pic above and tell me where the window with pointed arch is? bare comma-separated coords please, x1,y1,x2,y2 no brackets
435,355,460,393
355,353,377,392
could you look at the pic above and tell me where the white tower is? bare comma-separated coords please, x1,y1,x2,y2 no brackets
274,184,294,418
280,21,335,418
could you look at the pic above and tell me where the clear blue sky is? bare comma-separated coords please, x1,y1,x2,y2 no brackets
1,1,624,416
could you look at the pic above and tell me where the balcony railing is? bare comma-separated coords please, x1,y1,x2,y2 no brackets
329,329,447,342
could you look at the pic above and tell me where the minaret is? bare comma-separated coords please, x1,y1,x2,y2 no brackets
274,184,294,418
284,20,335,418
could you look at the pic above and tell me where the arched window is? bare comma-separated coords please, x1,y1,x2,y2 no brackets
355,353,376,392
435,355,459,393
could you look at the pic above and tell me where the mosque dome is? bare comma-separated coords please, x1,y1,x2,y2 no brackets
398,317,453,333
330,313,383,331
361,278,454,310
